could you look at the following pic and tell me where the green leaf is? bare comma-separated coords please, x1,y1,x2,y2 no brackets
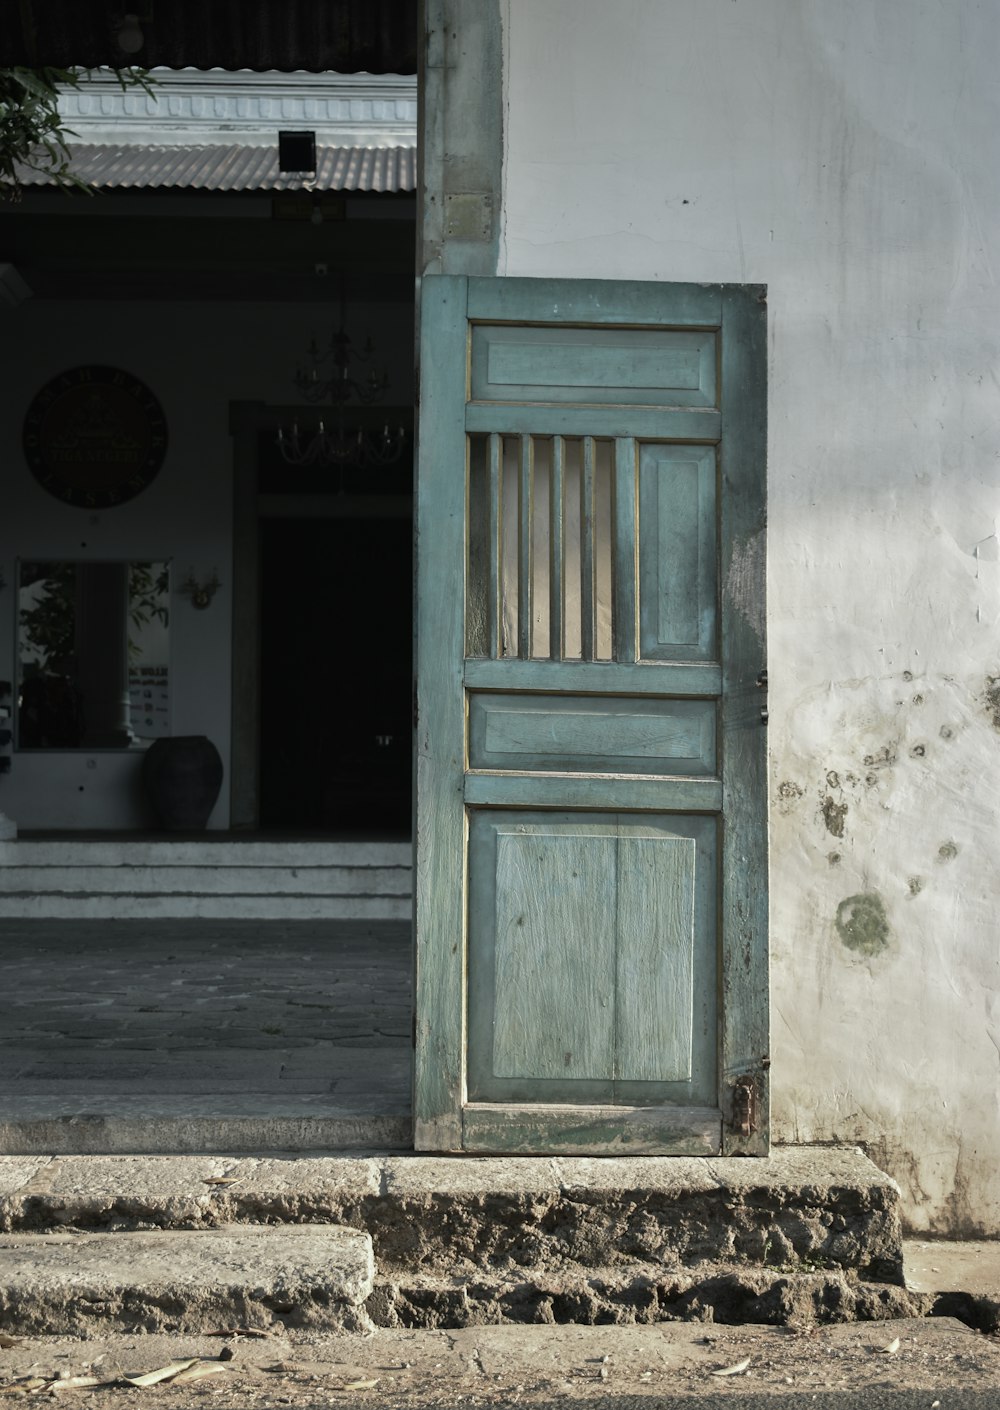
0,65,157,201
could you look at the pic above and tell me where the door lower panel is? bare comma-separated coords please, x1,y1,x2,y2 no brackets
466,810,718,1108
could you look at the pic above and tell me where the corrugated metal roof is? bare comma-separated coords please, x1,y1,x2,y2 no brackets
18,143,417,193
0,0,417,74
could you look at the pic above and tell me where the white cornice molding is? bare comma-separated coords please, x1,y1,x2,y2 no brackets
58,69,417,148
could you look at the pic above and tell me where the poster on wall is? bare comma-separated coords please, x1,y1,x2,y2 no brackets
128,664,170,739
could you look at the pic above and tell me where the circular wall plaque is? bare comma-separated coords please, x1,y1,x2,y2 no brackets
23,366,168,508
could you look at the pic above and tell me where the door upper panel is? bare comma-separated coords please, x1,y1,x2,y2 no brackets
470,324,718,407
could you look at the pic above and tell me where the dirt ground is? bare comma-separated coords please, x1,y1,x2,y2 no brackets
2,1317,998,1407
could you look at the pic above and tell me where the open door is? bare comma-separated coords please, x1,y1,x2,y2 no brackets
414,277,767,1156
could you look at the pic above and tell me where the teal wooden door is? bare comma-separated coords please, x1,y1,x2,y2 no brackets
414,277,767,1156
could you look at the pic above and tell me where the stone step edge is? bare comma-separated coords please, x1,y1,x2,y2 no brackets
0,887,410,899
0,868,412,890
0,897,410,919
0,1148,903,1284
0,843,413,864
4,1248,996,1335
0,1113,413,1159
368,1265,942,1331
0,1224,375,1337
368,1267,1000,1335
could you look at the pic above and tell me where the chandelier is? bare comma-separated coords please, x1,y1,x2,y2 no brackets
277,287,407,468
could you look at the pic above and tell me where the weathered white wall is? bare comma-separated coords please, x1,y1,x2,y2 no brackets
0,296,413,831
501,0,1000,1233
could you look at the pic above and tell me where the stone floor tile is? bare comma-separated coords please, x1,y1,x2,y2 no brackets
0,919,411,1139
382,1155,560,1196
11,1154,232,1224
0,1157,51,1196
555,1155,719,1194
700,1145,900,1194
225,1155,382,1199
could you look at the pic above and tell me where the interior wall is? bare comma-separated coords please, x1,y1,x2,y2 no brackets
0,296,414,831
500,0,1000,1233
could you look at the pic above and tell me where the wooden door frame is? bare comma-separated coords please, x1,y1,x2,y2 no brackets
417,0,504,279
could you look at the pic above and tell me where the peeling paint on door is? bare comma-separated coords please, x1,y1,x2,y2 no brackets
725,533,765,643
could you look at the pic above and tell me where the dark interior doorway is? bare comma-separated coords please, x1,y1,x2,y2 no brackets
258,515,412,833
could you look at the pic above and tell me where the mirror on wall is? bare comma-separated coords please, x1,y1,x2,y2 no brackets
17,560,170,750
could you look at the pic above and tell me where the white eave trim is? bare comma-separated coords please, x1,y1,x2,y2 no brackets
57,68,418,150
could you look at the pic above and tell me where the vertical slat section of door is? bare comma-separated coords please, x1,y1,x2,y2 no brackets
719,285,769,1154
518,436,533,658
549,437,565,661
414,275,469,1149
580,437,596,660
613,437,637,664
487,432,502,660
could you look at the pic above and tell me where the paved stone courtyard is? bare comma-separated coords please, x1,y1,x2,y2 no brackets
0,919,412,1151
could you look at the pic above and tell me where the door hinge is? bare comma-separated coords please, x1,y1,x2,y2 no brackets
731,1075,757,1137
756,669,768,726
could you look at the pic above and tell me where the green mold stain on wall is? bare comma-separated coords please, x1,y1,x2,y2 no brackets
835,892,890,957
985,675,1000,731
821,795,848,838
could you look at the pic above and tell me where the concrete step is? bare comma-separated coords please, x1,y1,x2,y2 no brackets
369,1263,927,1330
0,1099,412,1158
0,840,412,919
0,1147,904,1284
0,894,410,919
0,1238,927,1340
0,865,412,896
0,1225,375,1335
1,841,412,866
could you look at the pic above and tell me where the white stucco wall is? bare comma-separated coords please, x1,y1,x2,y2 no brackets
0,295,414,831
500,0,1000,1233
